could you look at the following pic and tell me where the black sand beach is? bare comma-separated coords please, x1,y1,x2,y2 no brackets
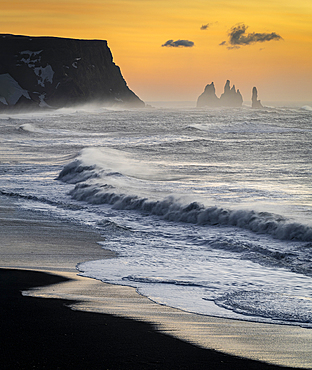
1,268,291,370
1,197,311,369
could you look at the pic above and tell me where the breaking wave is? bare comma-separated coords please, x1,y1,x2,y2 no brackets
19,123,44,133
58,158,312,242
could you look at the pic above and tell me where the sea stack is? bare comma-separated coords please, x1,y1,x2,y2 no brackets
219,80,243,107
251,87,263,109
196,82,219,107
197,80,243,108
0,34,145,110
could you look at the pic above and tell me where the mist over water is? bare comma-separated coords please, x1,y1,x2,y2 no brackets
1,102,312,327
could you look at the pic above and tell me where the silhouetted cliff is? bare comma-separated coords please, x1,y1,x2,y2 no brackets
0,34,144,110
197,80,243,108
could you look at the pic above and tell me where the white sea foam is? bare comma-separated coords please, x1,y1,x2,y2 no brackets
1,104,312,327
19,123,43,133
78,236,312,326
58,150,312,242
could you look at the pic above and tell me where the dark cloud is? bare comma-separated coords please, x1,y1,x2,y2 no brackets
220,23,283,49
200,21,218,30
228,24,283,46
200,24,210,30
161,39,195,48
227,45,240,50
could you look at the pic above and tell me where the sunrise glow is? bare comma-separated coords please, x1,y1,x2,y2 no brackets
1,0,311,102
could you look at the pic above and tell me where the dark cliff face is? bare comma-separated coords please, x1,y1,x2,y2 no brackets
0,34,144,110
197,80,243,108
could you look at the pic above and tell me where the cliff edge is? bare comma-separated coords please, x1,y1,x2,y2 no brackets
0,34,144,110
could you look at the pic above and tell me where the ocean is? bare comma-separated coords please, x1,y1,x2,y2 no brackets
1,102,312,328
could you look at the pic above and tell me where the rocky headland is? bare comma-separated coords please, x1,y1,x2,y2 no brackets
0,34,144,110
197,80,243,108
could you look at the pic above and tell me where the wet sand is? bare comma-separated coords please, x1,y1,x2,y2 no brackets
1,196,311,369
2,268,292,370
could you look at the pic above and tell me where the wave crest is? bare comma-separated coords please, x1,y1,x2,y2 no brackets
65,181,312,242
57,160,99,184
57,155,312,243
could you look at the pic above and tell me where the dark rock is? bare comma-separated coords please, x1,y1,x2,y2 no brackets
0,34,144,110
197,82,220,107
197,80,243,108
251,86,263,108
219,80,243,107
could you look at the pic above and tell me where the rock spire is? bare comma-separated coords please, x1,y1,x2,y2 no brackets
197,80,243,107
251,87,263,109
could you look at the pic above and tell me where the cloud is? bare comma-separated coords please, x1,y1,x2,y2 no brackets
161,39,195,48
200,24,210,30
221,23,283,48
200,21,218,30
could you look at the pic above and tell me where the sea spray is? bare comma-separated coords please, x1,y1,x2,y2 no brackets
2,104,312,327
58,158,312,242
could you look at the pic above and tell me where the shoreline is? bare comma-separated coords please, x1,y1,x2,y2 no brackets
0,267,296,369
18,267,312,369
1,196,312,368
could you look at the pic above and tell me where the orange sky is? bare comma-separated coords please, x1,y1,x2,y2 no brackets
1,0,311,102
